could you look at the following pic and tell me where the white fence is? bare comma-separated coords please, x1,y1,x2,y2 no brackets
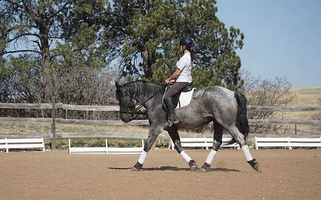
169,137,321,150
254,137,321,150
169,137,239,150
68,138,144,154
0,138,45,153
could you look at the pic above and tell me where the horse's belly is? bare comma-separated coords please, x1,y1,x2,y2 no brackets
177,108,212,129
179,117,211,129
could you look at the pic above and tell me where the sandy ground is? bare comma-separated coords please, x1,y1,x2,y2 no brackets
0,149,320,200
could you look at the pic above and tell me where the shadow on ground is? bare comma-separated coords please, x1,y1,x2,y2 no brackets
109,166,241,172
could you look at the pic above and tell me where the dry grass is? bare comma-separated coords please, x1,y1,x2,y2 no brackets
0,122,149,136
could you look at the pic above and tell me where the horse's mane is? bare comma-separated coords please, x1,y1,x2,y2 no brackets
121,80,164,100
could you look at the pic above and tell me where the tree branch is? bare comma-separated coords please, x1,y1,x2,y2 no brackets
7,32,40,43
21,0,40,24
31,40,41,49
5,0,24,9
48,0,75,21
3,49,41,55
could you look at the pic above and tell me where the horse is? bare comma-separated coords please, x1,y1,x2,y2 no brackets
115,81,259,172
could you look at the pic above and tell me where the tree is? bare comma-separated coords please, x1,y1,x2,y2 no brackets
0,55,42,103
1,0,245,105
0,0,112,103
241,70,296,134
1,0,76,102
107,0,244,89
52,0,113,105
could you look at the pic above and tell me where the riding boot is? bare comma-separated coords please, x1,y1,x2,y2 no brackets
164,98,180,125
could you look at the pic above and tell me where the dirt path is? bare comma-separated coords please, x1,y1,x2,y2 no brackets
0,149,320,200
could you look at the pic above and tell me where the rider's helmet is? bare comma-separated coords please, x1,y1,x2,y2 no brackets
179,37,194,49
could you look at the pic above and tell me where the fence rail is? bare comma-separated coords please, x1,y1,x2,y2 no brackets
2,103,321,112
247,105,321,112
0,103,120,111
0,117,149,126
1,103,320,126
249,119,321,127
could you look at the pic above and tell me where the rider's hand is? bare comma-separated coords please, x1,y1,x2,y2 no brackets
165,79,175,84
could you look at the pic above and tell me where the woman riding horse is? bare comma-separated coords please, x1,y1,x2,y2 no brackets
116,80,260,172
164,37,195,126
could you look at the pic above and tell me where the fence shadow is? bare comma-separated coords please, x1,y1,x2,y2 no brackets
109,166,241,172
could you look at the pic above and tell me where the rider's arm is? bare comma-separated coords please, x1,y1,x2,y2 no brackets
165,68,182,84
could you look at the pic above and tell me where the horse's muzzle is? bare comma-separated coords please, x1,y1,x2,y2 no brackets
120,114,133,123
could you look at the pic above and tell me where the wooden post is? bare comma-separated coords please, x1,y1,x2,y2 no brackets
51,97,56,150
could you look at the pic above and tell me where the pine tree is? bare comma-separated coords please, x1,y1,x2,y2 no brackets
107,0,244,90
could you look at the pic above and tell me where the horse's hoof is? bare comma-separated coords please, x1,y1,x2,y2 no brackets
131,162,143,171
253,162,260,172
199,163,210,173
188,160,198,171
248,159,260,172
130,167,140,171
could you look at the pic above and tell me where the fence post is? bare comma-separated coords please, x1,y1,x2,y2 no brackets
51,97,56,150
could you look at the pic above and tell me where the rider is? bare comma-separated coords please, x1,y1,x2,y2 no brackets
164,37,195,126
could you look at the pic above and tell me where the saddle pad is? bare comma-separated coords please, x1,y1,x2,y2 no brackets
175,88,195,109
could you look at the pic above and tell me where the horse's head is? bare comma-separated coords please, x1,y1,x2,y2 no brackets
115,82,137,122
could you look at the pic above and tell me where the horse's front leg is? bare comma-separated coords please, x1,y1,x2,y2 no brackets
167,126,198,171
132,125,162,171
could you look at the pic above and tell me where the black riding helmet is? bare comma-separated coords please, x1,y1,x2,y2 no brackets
179,37,194,49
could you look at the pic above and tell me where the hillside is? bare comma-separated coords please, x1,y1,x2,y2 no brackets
286,87,321,120
282,87,321,135
289,87,321,107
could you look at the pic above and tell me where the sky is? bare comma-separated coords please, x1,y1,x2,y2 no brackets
216,0,321,88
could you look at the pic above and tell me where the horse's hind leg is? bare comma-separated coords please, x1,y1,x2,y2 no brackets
200,120,223,172
167,126,198,171
226,126,260,172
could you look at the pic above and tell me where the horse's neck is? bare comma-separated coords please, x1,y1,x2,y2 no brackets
143,93,162,109
135,86,163,110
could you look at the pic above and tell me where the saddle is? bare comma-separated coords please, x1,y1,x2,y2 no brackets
162,82,196,111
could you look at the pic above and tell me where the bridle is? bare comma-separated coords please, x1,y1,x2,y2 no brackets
119,86,162,120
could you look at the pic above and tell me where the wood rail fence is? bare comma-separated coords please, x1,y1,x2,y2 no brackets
1,103,321,149
1,103,320,126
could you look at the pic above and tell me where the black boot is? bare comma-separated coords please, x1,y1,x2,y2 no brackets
164,98,179,126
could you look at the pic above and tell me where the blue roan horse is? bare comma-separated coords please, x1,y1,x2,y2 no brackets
116,81,259,172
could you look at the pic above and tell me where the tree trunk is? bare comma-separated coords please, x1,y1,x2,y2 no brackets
142,49,152,78
42,45,53,103
38,1,53,102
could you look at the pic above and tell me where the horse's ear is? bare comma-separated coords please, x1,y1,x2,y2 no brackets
115,81,121,88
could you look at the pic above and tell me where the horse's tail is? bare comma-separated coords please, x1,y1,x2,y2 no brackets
226,91,250,145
